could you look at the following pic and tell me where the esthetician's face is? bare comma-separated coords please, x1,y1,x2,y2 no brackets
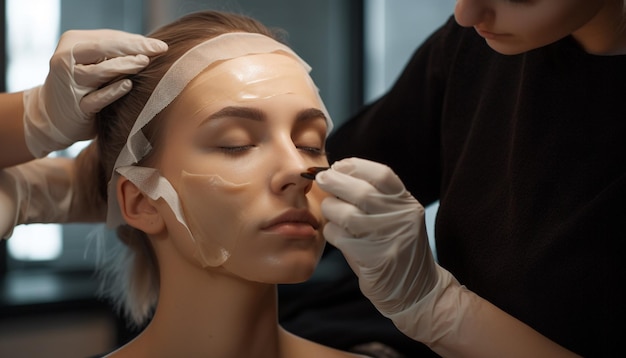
454,0,606,54
156,52,329,283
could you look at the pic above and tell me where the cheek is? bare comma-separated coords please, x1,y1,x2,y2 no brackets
309,182,330,223
194,178,327,283
178,171,257,267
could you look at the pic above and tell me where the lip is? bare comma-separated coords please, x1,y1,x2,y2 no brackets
474,27,505,39
261,209,321,237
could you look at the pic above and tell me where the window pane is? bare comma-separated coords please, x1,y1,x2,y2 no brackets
7,225,62,261
6,0,62,262
6,0,60,92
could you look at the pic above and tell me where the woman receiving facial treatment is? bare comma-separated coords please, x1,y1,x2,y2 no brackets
86,10,369,358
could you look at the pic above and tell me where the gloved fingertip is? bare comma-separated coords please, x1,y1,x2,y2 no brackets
330,158,355,173
315,169,329,183
135,54,150,65
147,39,168,53
119,78,133,92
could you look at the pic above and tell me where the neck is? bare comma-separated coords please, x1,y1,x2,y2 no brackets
121,246,284,358
573,0,626,55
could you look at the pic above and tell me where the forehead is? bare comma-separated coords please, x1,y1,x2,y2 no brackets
170,53,323,116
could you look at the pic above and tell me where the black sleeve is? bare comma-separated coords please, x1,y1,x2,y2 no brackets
326,16,460,206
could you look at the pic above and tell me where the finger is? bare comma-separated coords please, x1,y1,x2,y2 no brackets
317,168,377,204
321,196,368,236
72,37,167,64
317,166,411,214
323,222,385,269
323,222,363,271
320,195,366,226
321,196,399,236
79,79,132,115
323,221,351,246
328,157,406,195
74,54,149,87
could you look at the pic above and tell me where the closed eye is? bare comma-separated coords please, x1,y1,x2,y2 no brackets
216,145,256,154
297,145,326,157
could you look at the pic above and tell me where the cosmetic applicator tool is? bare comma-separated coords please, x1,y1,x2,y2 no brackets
300,166,330,180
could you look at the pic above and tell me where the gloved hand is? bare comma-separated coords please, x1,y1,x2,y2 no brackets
0,144,105,239
316,158,580,358
315,157,455,339
0,158,73,238
23,29,168,158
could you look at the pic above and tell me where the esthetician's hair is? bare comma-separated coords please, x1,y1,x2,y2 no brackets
92,10,283,327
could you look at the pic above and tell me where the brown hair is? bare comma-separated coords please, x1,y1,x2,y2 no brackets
93,10,282,327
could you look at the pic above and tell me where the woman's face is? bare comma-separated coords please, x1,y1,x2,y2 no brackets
155,52,329,284
454,0,610,54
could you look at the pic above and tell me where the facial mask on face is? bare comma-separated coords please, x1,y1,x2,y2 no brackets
116,166,252,266
179,171,251,266
107,33,332,267
152,52,326,267
183,54,320,116
107,32,333,230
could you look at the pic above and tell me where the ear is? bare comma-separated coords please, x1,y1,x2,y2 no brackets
117,176,165,235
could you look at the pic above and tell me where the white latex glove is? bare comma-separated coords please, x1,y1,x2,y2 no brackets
23,29,168,158
0,147,105,239
0,158,74,239
316,157,580,358
315,158,449,331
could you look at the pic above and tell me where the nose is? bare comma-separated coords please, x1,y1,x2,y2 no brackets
454,0,492,28
270,141,314,196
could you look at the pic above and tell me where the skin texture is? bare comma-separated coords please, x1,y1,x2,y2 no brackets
110,53,363,358
154,52,330,283
0,92,30,168
454,0,626,55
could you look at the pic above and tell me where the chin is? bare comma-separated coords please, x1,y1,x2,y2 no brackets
245,266,317,284
279,265,317,284
487,42,528,55
227,251,322,284
277,275,313,285
269,255,320,284
486,38,548,56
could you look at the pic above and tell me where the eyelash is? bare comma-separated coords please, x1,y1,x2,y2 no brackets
216,145,326,157
298,146,326,157
216,145,255,154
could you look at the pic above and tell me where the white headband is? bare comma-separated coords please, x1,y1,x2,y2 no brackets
106,32,333,228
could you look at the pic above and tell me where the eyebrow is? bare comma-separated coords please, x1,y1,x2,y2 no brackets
201,106,327,125
295,108,327,124
204,106,265,123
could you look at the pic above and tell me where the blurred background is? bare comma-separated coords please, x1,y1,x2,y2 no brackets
0,0,454,356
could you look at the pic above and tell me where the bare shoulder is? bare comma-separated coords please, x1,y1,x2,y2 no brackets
293,341,371,358
309,344,372,358
100,334,147,358
279,328,372,358
100,345,137,358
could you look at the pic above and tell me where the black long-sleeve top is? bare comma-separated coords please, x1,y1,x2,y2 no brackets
326,16,626,357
